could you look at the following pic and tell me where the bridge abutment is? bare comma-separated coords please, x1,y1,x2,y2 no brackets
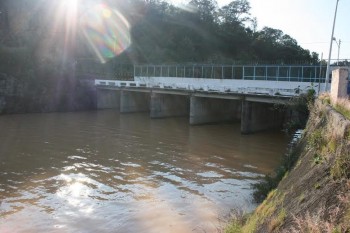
97,89,120,109
150,93,189,118
241,101,285,134
190,97,241,125
120,91,150,113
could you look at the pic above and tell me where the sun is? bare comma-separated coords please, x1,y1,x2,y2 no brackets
61,0,79,11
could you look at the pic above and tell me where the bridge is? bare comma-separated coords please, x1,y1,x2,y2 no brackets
93,64,330,134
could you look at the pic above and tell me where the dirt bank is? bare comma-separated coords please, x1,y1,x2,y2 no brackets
228,99,350,232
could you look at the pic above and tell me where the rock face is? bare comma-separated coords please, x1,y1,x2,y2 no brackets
0,96,5,113
242,99,350,232
0,77,97,114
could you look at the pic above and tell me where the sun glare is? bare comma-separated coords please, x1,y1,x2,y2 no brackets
80,3,132,63
48,0,131,64
61,0,78,11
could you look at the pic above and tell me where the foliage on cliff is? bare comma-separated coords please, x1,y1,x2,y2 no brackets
0,1,97,113
113,0,319,64
226,100,350,232
0,0,318,65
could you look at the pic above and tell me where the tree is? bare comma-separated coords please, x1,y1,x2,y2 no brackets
188,0,218,24
219,0,251,25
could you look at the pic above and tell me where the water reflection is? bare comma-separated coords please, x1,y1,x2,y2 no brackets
0,111,289,232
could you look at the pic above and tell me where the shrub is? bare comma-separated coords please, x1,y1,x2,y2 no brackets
307,129,324,151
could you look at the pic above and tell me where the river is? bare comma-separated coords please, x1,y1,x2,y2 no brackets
0,110,289,233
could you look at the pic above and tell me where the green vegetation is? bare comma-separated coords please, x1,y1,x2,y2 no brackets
224,222,242,233
226,190,286,233
334,101,350,120
307,128,324,151
331,145,350,180
268,208,286,232
298,192,305,204
319,93,331,105
1,0,320,66
284,89,316,132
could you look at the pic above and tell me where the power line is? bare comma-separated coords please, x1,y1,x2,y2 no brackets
300,41,350,45
300,42,328,44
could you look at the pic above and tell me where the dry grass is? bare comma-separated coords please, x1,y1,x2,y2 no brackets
333,98,350,120
287,210,340,233
319,92,331,105
223,209,247,233
319,93,350,118
268,208,286,232
286,181,350,233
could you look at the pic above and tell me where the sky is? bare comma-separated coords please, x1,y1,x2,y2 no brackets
170,0,350,61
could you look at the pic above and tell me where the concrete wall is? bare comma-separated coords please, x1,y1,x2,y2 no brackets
96,89,120,109
134,76,325,96
150,93,189,118
330,68,349,103
241,101,285,134
120,91,150,113
190,97,241,125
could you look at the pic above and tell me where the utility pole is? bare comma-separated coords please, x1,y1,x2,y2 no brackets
333,38,341,66
318,52,323,94
325,0,340,91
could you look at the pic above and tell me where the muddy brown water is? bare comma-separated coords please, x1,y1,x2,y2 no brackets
0,110,290,232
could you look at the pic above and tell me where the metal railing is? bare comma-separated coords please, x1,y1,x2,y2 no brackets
134,64,328,83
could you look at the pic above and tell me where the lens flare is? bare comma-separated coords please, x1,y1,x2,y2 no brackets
80,4,131,63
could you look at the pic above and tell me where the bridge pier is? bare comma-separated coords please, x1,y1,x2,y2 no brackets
190,97,241,125
96,89,120,109
241,101,285,134
120,90,150,113
150,93,189,118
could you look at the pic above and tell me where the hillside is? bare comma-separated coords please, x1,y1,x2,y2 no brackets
227,99,350,232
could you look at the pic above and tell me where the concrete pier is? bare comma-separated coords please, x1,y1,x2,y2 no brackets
96,85,291,133
190,97,241,125
120,90,150,113
150,93,189,118
241,101,285,134
330,68,349,103
97,89,120,109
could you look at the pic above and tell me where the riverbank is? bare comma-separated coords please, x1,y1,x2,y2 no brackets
226,97,350,232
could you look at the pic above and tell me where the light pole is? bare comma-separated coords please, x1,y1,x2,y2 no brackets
325,0,340,91
333,37,341,66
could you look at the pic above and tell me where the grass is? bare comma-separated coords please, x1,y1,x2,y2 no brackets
319,92,331,105
225,190,285,233
328,137,337,153
307,128,324,151
298,193,305,204
268,208,286,232
331,145,350,180
334,98,350,120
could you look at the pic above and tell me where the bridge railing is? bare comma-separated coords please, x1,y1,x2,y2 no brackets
134,64,327,83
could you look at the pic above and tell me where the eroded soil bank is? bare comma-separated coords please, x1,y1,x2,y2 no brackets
228,99,350,232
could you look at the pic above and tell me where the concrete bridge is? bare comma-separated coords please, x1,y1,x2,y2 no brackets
94,64,328,134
